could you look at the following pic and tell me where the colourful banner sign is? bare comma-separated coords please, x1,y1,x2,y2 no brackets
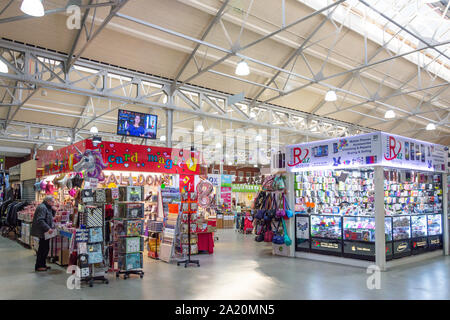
38,139,201,177
99,141,200,174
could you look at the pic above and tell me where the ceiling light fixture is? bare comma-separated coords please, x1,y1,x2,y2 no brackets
47,145,53,151
426,123,436,130
249,111,256,118
215,142,222,148
235,60,250,76
195,124,205,133
90,126,99,134
384,110,396,119
160,135,166,142
0,60,8,73
20,0,45,17
324,90,337,102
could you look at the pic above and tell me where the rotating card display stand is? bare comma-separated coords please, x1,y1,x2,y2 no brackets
112,186,145,280
177,191,200,268
78,188,109,287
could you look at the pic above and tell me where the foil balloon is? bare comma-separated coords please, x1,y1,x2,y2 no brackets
45,182,55,195
34,181,41,192
73,148,107,181
69,188,77,198
58,174,70,189
196,179,214,208
40,180,47,191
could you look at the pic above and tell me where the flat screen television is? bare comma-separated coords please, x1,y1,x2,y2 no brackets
117,109,158,139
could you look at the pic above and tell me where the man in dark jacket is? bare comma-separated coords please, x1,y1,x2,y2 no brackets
31,196,56,271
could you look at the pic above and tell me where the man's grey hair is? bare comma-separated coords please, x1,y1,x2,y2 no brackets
43,195,55,203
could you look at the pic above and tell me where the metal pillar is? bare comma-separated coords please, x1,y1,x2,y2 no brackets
374,166,386,271
166,109,173,148
443,173,449,256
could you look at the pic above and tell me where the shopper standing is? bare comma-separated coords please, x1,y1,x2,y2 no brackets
31,196,55,272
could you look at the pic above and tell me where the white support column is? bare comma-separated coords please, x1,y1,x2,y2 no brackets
443,173,448,256
374,166,386,271
286,170,295,257
166,109,173,148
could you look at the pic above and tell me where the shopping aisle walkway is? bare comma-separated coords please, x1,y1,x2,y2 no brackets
1,230,450,299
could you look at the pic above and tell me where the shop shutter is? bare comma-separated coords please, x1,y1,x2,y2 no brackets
22,179,36,202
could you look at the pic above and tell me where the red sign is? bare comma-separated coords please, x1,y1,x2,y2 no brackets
99,141,200,174
37,139,200,177
384,136,401,161
37,140,89,177
288,147,309,167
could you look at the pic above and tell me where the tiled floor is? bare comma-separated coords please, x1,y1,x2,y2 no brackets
1,229,449,299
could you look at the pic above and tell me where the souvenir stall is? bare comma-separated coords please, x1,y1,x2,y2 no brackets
285,132,449,270
33,139,206,280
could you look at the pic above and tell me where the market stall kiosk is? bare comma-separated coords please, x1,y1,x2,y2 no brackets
285,132,448,270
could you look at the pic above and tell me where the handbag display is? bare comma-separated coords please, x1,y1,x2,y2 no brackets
75,229,89,242
87,243,103,264
81,189,94,203
118,237,143,253
119,186,143,202
88,227,103,243
95,189,107,203
118,203,144,219
85,207,103,228
118,252,143,271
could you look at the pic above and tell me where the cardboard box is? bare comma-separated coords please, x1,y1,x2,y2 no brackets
59,249,70,266
272,244,290,257
216,217,223,229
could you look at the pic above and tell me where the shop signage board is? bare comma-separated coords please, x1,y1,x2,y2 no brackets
231,184,261,192
286,132,448,173
37,139,201,177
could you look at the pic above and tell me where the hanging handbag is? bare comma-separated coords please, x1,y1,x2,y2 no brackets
262,175,275,191
276,193,286,218
255,192,267,220
281,218,292,246
284,194,294,218
255,233,265,242
272,219,284,244
264,193,276,221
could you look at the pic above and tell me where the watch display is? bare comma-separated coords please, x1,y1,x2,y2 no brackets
393,216,411,240
427,214,442,236
411,215,427,238
310,215,341,239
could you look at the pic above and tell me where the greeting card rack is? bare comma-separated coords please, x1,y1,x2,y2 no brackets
111,186,145,280
177,191,200,268
78,188,109,287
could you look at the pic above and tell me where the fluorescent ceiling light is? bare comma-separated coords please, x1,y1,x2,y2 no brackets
20,0,45,17
90,126,99,134
160,135,166,142
47,145,53,151
215,142,222,148
0,60,8,73
228,162,232,166
426,123,436,130
249,111,256,118
255,134,262,142
384,110,396,119
235,60,250,76
324,90,337,102
195,124,205,132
